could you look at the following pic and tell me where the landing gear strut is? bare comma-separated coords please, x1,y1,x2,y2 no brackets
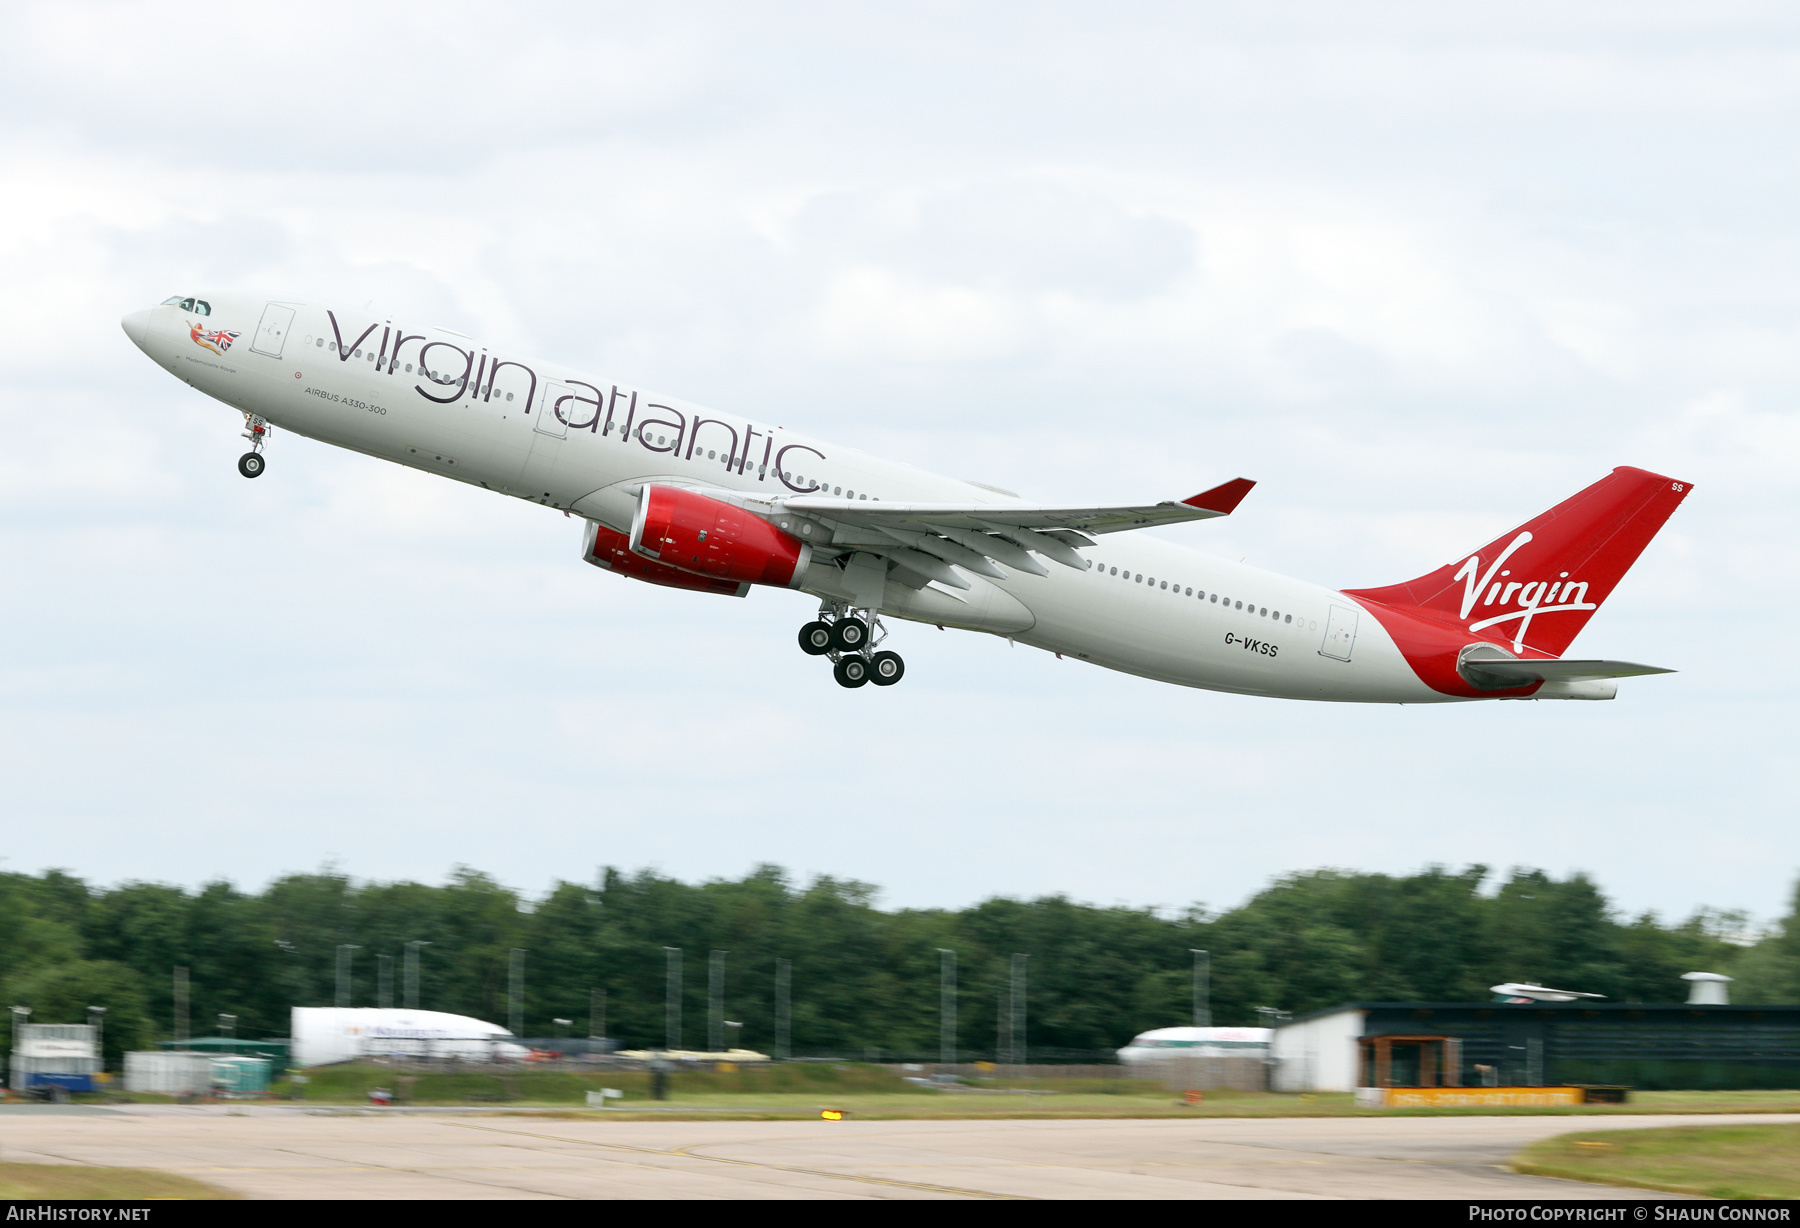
238,413,270,479
799,603,905,688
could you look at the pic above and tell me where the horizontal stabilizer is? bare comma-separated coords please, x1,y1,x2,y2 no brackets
1478,659,1672,682
1460,652,1673,690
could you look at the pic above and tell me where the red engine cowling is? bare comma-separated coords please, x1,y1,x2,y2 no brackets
629,485,810,588
582,520,748,597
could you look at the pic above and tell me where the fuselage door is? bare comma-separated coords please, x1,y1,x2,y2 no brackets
1320,603,1359,662
535,381,573,439
250,304,296,358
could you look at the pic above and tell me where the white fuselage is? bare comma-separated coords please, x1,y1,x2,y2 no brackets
126,294,1445,702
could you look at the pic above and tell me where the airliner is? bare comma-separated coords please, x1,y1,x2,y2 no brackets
122,293,1691,700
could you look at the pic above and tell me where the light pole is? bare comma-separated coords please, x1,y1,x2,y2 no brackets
1010,954,1028,1067
723,1020,742,1053
936,949,956,1069
663,947,681,1052
708,951,727,1053
404,941,430,1011
87,1006,106,1072
218,1013,236,1039
589,988,606,1042
508,949,527,1038
377,954,394,1010
553,1018,572,1039
173,967,189,1043
774,958,791,1060
335,946,360,1009
11,1006,30,1093
1190,949,1211,1029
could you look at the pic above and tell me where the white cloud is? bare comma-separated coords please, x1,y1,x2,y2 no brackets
0,2,1795,923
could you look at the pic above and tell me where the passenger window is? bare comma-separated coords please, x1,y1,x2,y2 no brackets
834,486,842,496
1209,594,1217,602
506,393,514,401
316,337,325,347
1260,607,1267,616
1285,614,1292,623
1109,567,1117,575
1160,581,1167,590
1236,601,1243,610
1184,587,1191,596
353,349,361,357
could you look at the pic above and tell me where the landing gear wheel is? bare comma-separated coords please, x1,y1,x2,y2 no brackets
829,618,869,653
798,621,833,656
869,650,905,686
833,657,870,688
237,452,265,479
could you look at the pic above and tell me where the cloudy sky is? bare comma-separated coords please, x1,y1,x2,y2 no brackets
1,2,1795,926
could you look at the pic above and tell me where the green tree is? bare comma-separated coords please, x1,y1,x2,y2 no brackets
2,959,153,1068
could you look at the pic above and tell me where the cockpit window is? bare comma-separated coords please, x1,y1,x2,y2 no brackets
193,300,210,315
164,296,210,315
162,295,184,306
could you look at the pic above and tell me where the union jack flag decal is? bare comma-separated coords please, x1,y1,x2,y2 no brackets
190,323,241,355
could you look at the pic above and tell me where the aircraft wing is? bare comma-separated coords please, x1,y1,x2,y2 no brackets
774,478,1254,587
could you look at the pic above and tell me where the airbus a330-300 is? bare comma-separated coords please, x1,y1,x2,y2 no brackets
123,293,1690,702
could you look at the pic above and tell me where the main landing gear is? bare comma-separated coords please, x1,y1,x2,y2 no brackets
799,605,905,688
238,413,270,479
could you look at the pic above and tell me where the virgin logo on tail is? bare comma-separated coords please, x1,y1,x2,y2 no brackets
1452,531,1597,652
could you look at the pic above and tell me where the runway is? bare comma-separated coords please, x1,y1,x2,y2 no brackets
6,1108,1782,1199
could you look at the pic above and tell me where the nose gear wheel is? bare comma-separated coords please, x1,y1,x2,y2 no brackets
239,413,270,478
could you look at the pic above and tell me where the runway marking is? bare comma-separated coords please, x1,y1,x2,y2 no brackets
447,1122,1031,1199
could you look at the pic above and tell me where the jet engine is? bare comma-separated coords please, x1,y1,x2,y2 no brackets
582,520,749,597
629,485,810,588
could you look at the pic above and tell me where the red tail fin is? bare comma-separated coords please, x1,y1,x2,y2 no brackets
1344,467,1692,657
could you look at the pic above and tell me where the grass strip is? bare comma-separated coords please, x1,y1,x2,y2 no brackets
0,1162,239,1200
1513,1122,1800,1199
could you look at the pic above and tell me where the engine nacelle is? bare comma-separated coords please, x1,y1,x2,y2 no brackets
629,485,810,588
582,520,748,597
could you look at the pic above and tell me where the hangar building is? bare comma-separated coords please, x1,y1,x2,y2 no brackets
1271,1001,1800,1092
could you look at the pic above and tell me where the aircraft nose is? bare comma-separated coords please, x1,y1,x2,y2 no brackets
121,308,153,350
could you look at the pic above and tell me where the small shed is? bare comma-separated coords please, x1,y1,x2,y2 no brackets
157,1036,290,1065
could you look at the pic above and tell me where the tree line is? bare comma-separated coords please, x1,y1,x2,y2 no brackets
3,862,1797,1066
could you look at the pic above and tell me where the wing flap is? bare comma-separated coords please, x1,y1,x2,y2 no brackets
778,477,1254,537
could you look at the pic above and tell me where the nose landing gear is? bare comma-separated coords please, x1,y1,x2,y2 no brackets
238,413,269,478
800,603,905,689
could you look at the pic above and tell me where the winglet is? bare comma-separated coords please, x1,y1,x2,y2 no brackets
1183,478,1256,515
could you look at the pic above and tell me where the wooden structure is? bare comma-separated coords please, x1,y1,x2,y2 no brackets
1359,1034,1462,1088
